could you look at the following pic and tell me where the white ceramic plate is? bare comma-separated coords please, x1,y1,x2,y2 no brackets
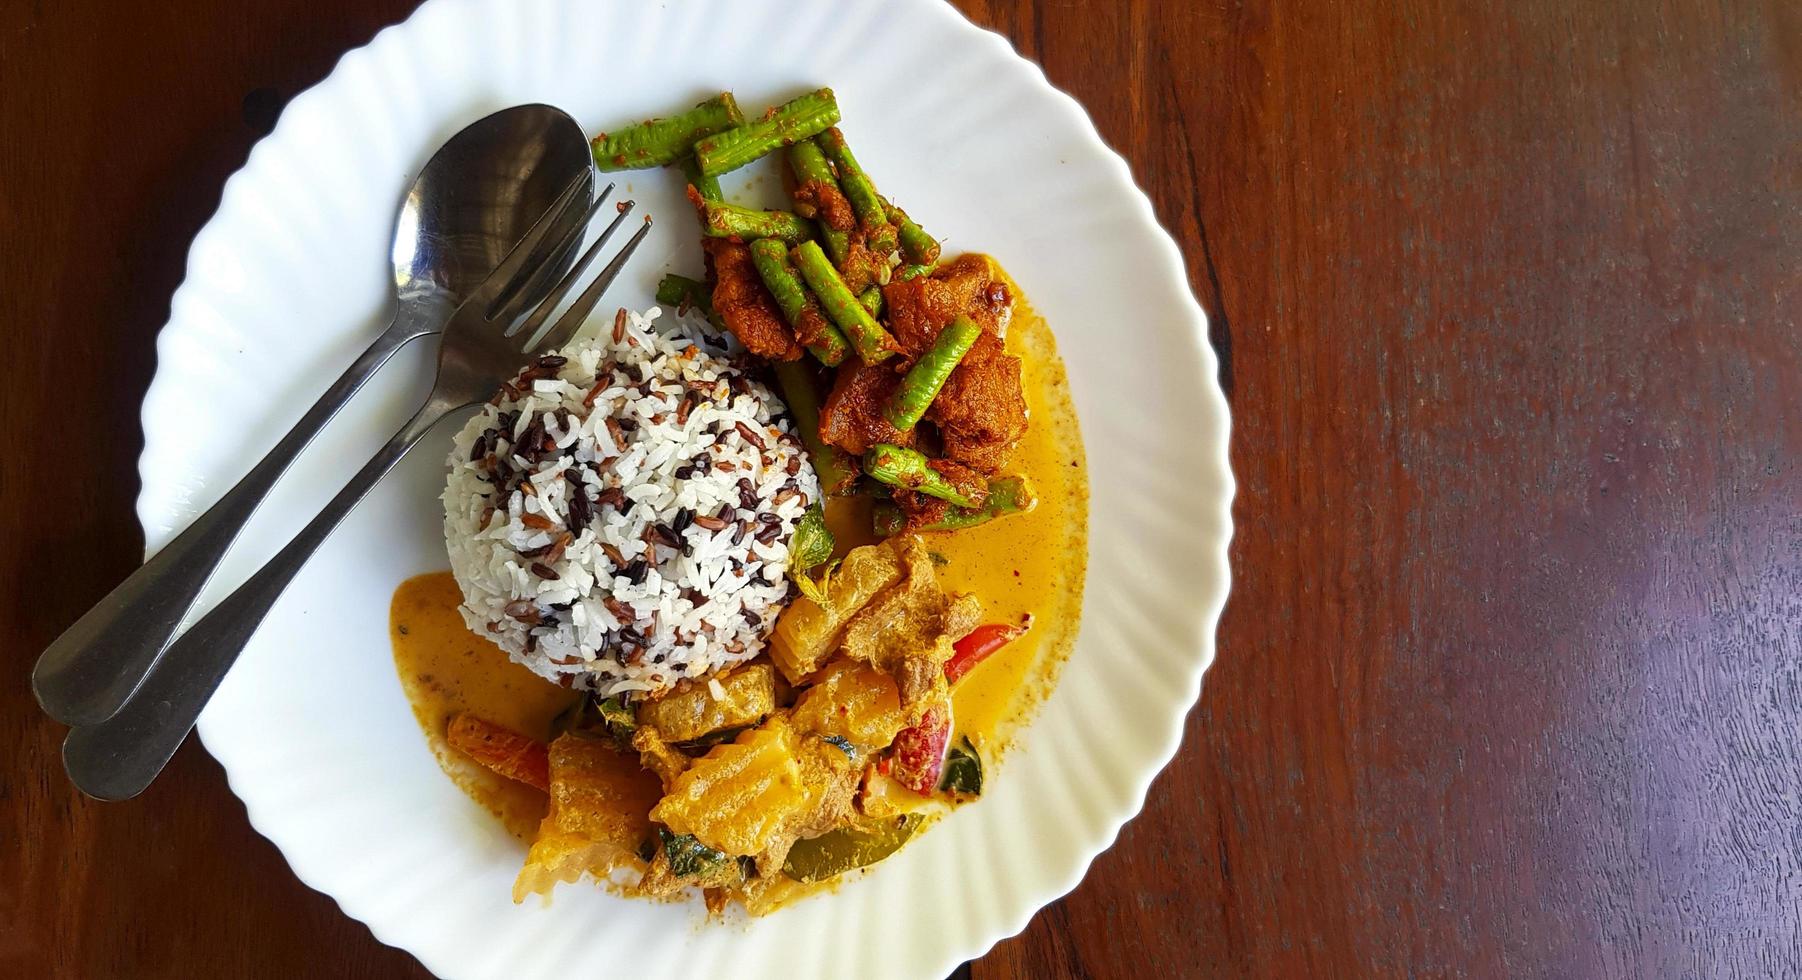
138,0,1233,976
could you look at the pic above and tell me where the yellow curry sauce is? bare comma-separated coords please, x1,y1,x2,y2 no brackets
391,259,1087,865
391,574,579,839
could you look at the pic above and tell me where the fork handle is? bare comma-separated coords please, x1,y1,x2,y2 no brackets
61,397,459,801
32,312,437,727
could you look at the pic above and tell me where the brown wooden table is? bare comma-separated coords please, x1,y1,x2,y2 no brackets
5,1,1799,976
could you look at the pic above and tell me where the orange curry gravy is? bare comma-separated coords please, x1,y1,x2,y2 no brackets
390,258,1087,842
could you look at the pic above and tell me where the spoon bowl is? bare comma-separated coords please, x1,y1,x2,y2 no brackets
393,105,596,316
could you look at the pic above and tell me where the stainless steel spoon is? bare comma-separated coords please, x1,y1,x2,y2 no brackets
63,174,654,801
33,104,593,726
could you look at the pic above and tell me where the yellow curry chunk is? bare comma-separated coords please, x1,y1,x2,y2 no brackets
789,658,909,755
514,735,663,902
631,725,690,792
636,663,777,742
839,538,983,713
652,719,812,857
770,537,907,683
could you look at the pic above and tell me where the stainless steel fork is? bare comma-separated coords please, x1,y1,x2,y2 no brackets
62,173,653,801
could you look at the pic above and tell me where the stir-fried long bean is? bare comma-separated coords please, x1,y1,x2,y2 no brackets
862,444,984,507
593,93,744,170
872,476,1037,535
700,202,815,244
787,139,853,265
816,127,898,254
694,88,841,177
885,316,979,431
858,286,883,319
886,203,939,266
749,239,850,366
678,155,722,202
655,274,727,333
793,240,898,363
774,361,857,495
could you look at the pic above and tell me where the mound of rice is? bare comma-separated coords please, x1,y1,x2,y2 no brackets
443,307,818,697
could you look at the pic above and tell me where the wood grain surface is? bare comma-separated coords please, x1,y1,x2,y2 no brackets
3,1,1798,977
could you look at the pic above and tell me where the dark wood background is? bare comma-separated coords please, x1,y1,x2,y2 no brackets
4,0,1798,976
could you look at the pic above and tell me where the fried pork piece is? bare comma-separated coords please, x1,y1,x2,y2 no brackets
838,537,983,714
514,735,664,902
883,254,1011,356
819,255,1023,464
703,237,803,361
818,358,911,456
876,255,1028,473
926,329,1027,473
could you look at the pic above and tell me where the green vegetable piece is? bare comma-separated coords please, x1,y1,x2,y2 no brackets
786,139,837,188
871,475,1037,536
557,694,639,748
858,285,883,319
821,734,857,759
788,500,842,606
655,273,701,308
790,504,836,571
593,93,745,171
816,127,897,254
658,828,728,878
654,274,727,334
862,444,983,508
886,203,940,266
748,238,850,366
773,361,857,495
821,230,853,268
884,316,980,431
793,240,898,363
787,139,855,266
701,201,815,244
894,263,933,282
749,237,813,318
596,695,638,743
938,736,982,797
677,155,723,202
781,814,925,884
694,88,841,177
785,139,842,222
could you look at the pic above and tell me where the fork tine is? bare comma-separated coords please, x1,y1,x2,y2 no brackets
505,200,636,341
526,215,655,355
466,170,591,314
492,183,615,328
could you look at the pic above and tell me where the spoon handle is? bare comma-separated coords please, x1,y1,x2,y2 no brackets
61,398,457,801
32,316,430,726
